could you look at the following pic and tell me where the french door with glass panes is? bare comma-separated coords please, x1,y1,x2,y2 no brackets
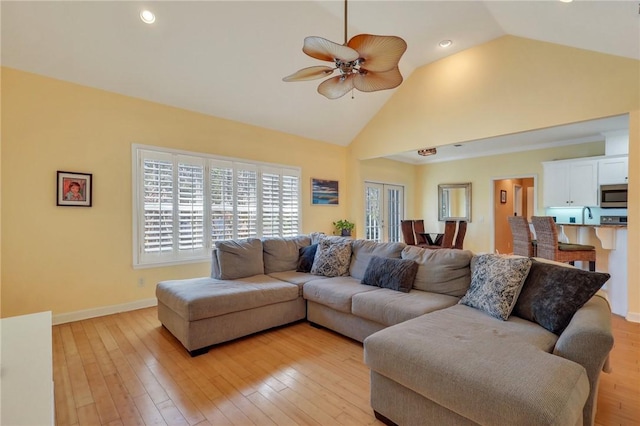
364,182,404,242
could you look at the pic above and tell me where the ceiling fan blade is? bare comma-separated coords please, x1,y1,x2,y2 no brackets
283,66,335,82
303,36,359,62
353,67,403,93
348,34,407,72
317,75,355,99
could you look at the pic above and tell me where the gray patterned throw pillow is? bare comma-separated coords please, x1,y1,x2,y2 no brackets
310,238,353,277
459,254,532,321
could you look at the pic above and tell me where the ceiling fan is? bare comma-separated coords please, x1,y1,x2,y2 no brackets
283,0,407,100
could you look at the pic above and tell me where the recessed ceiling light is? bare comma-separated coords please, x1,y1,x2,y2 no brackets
438,40,453,48
559,0,573,3
140,10,156,24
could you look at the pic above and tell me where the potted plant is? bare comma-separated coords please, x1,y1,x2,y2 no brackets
333,219,355,237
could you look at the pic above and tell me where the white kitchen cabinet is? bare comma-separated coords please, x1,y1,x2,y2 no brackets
543,159,598,207
598,156,628,185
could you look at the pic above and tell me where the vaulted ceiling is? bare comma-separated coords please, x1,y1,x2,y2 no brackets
2,1,638,157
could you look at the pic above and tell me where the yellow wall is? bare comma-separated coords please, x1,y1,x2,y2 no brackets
351,36,640,160
416,142,605,254
1,68,348,318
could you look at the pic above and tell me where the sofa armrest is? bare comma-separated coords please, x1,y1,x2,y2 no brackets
554,295,613,371
553,294,613,425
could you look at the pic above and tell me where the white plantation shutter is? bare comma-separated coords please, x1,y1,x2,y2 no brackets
177,156,205,251
142,152,174,255
210,160,234,241
261,169,281,237
282,171,300,237
235,165,258,239
134,146,301,267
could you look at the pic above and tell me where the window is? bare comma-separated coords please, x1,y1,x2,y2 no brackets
133,145,301,267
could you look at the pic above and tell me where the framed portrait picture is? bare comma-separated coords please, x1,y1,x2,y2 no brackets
500,189,507,204
57,171,92,207
311,178,339,205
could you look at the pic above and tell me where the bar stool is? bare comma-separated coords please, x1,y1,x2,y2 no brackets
508,216,536,257
531,216,596,271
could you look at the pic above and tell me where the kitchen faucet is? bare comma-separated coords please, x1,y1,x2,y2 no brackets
582,206,593,224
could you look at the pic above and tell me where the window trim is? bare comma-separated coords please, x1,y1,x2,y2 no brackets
132,144,301,268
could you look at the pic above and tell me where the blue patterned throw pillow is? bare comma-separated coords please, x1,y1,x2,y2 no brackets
459,254,532,321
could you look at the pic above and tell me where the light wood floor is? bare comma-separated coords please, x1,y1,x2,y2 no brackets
53,308,640,426
595,315,640,426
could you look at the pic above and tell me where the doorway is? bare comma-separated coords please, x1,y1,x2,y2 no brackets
364,182,405,242
493,176,536,254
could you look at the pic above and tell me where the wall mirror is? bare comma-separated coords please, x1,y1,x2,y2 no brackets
438,183,472,222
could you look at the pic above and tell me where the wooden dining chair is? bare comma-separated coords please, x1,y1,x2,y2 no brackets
421,220,456,249
453,220,467,250
531,216,596,271
508,216,536,257
401,220,416,245
413,220,428,245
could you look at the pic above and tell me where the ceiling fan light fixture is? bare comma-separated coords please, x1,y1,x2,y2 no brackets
418,148,437,157
283,0,407,99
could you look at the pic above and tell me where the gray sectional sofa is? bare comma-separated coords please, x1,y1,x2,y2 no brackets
156,234,613,426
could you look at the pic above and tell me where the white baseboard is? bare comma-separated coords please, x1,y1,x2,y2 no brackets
626,311,640,323
52,298,157,325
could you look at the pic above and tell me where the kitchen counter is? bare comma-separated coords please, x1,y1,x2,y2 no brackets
550,224,628,316
552,223,626,249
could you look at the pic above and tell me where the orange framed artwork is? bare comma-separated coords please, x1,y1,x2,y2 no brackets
57,171,92,207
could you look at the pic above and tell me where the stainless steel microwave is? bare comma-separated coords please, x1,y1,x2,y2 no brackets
600,184,628,208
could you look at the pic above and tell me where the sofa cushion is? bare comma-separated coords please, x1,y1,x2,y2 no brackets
311,238,352,277
401,246,472,296
267,270,328,296
211,238,264,280
363,304,584,426
459,254,532,321
303,277,380,313
156,275,299,321
296,243,318,273
350,240,405,280
361,256,418,293
352,289,459,326
262,236,311,274
514,260,610,334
